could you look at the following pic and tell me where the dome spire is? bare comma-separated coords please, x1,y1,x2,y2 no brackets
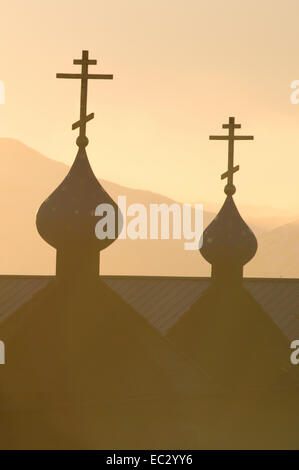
56,49,113,149
36,51,120,280
200,117,257,284
209,116,253,196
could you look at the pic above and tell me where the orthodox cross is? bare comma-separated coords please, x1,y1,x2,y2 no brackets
209,117,253,195
57,50,113,148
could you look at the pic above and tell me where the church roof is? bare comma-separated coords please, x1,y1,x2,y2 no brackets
0,274,297,340
0,273,213,449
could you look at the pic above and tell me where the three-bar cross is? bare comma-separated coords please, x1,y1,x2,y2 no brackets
57,50,113,147
209,117,253,195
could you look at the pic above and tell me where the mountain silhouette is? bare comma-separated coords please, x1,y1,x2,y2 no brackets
246,220,299,278
0,138,295,277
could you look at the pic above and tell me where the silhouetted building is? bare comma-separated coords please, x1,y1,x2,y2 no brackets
0,51,208,449
0,58,298,449
168,117,299,448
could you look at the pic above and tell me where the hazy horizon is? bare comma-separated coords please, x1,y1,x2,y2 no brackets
0,136,298,278
1,1,299,214
2,135,298,220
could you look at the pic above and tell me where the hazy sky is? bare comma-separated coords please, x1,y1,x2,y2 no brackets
1,0,299,214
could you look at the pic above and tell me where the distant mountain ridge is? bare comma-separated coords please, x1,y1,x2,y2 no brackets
0,138,297,277
246,220,299,278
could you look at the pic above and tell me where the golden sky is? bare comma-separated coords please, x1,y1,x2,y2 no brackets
1,0,299,214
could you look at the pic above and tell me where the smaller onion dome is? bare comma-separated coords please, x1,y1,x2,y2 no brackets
204,116,256,282
200,195,257,281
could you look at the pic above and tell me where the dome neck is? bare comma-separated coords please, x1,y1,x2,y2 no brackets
56,247,99,281
211,263,243,287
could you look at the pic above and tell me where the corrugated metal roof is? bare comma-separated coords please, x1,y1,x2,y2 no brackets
0,276,51,323
0,275,298,340
245,279,299,340
104,277,210,334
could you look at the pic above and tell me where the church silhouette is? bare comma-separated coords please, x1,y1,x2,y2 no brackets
0,51,298,450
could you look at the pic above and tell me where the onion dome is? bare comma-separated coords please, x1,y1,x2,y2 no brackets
36,146,120,253
201,116,257,282
200,195,257,281
36,50,122,278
